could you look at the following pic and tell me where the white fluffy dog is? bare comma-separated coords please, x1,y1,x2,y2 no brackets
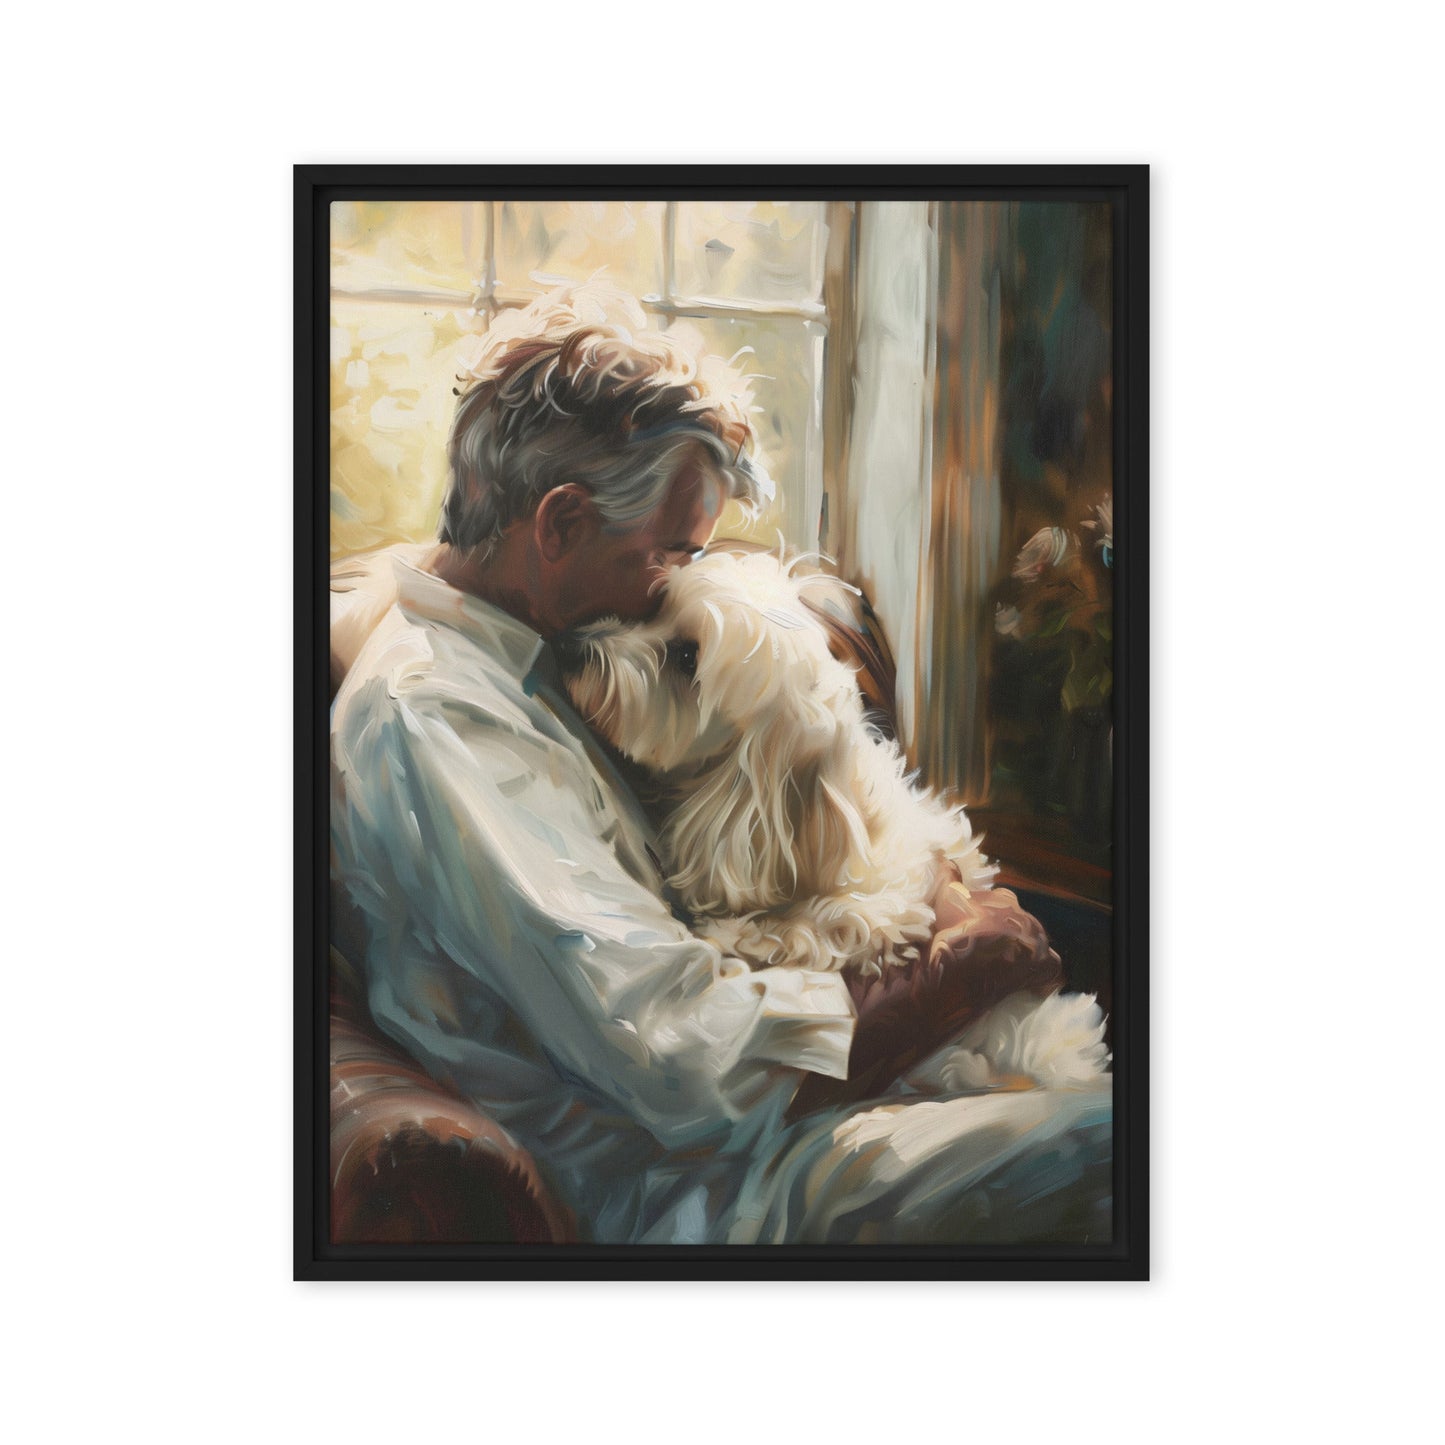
565,549,999,977
565,548,1112,1091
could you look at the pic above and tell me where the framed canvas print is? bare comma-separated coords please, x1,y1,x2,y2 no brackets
296,164,1148,1280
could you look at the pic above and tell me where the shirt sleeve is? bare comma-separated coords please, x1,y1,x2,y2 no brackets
333,673,856,1152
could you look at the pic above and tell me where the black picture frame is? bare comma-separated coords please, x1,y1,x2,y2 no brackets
296,163,1149,1281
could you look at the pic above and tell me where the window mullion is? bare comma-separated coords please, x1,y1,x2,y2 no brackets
662,201,676,315
480,201,498,320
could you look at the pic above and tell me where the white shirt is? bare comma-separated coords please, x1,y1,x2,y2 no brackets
330,552,856,1241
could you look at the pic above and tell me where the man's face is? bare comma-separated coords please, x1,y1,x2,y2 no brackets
561,457,725,626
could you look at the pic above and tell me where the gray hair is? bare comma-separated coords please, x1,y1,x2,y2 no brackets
440,281,773,556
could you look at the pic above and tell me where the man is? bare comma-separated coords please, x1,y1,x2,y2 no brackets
331,282,1111,1244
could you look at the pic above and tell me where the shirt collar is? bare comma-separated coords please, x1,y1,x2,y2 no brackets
392,554,547,681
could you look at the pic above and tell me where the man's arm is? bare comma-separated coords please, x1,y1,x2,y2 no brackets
334,677,856,1151
786,878,1064,1120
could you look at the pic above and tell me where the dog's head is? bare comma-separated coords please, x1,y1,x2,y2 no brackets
564,549,865,775
563,550,882,915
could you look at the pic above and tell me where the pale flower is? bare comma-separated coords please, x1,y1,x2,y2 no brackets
1083,497,1113,552
1012,527,1078,581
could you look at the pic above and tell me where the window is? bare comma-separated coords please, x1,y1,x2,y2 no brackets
328,199,842,561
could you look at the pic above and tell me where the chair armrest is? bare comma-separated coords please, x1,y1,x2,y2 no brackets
329,987,577,1246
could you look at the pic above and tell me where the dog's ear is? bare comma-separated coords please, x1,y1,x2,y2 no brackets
663,721,872,919
689,593,845,743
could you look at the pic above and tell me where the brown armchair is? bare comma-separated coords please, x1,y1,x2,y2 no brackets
329,950,577,1244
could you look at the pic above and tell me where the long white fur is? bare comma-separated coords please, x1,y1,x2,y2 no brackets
566,550,998,975
903,990,1112,1093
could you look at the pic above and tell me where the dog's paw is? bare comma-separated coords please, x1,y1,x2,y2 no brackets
698,914,848,972
866,901,936,972
703,902,941,976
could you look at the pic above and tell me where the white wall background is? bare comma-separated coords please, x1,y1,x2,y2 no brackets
6,3,1441,1441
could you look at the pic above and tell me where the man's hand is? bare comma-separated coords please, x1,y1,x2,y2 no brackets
915,880,1063,1013
785,881,1063,1120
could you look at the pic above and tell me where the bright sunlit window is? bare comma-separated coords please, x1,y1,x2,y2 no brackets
329,200,832,560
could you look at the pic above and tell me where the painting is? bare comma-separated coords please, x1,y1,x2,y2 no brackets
296,166,1148,1278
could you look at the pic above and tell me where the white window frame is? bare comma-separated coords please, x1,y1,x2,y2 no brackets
330,199,848,556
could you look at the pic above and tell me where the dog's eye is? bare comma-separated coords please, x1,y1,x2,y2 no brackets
666,640,699,680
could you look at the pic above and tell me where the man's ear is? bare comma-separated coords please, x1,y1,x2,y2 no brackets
535,484,598,561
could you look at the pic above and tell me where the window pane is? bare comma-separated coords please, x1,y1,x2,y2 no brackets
673,201,827,306
330,300,487,559
679,315,825,553
330,201,486,295
496,201,665,299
